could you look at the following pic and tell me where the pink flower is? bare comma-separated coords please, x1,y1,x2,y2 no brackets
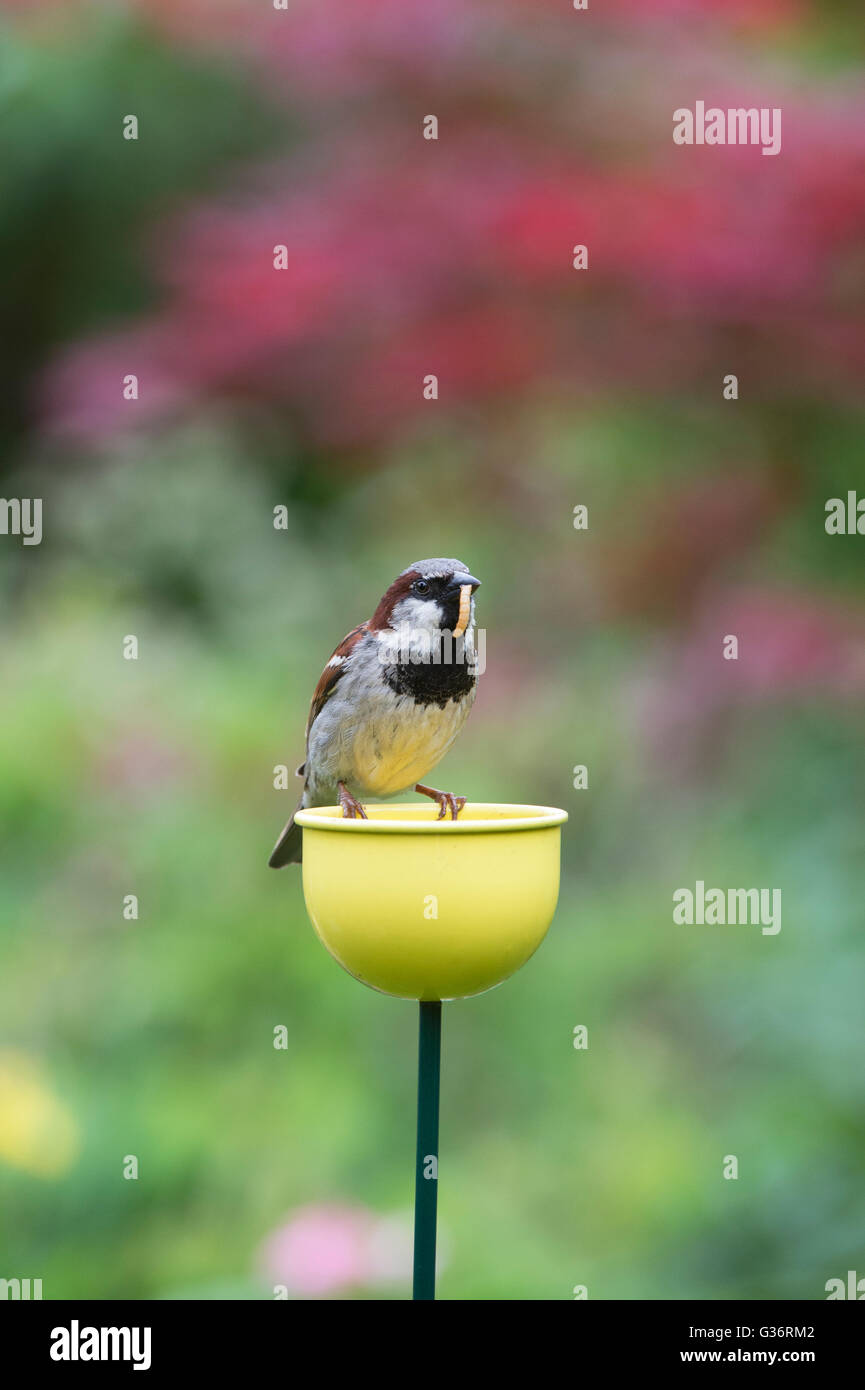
636,587,865,771
257,1203,413,1297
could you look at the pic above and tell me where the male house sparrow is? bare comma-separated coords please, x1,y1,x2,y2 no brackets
268,558,481,867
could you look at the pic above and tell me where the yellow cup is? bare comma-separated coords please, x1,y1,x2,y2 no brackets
294,802,567,1001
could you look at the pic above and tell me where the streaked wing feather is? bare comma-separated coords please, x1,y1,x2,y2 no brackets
304,622,368,741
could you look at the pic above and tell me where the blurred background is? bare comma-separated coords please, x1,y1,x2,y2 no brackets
1,0,864,1300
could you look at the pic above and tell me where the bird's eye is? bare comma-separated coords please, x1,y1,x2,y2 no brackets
414,580,430,595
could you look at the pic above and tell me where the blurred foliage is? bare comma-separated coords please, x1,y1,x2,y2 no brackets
1,0,864,1299
0,7,283,454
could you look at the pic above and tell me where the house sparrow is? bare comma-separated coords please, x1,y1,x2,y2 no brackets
268,558,481,867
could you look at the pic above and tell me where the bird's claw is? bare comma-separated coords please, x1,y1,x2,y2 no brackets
437,792,466,821
415,783,466,821
337,781,368,819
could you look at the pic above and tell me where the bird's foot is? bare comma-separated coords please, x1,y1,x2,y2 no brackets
415,783,466,821
337,781,368,819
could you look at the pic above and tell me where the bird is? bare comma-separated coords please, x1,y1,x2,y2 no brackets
268,557,482,867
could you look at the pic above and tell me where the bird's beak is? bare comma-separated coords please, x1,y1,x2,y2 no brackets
448,574,481,639
446,574,481,595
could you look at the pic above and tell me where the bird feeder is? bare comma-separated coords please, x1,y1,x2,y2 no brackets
294,800,567,1299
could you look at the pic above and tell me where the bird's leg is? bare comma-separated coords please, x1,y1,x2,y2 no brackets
337,781,368,819
415,783,466,821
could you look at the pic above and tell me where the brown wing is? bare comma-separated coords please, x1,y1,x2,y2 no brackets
304,622,368,744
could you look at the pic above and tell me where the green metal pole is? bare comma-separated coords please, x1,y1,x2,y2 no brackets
412,1000,442,1300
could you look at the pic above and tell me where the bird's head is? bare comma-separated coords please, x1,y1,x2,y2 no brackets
370,558,481,640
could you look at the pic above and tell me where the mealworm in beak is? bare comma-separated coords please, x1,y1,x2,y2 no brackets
452,584,472,639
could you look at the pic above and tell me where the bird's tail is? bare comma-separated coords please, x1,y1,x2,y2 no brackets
268,794,306,868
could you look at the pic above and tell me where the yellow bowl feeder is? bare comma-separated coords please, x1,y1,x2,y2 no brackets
295,802,567,1002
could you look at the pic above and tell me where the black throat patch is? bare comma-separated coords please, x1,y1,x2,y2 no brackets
382,640,477,708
